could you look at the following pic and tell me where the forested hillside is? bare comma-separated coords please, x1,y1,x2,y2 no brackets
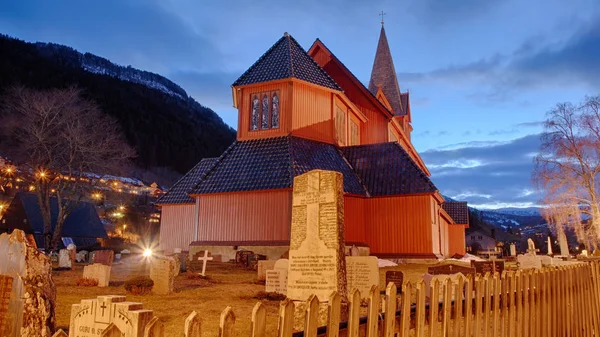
0,34,236,182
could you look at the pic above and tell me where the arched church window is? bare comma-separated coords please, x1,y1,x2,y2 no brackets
271,93,279,128
251,95,260,130
262,94,270,129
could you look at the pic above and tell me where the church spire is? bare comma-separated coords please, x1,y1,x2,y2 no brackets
368,24,404,116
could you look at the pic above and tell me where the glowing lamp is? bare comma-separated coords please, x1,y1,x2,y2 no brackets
143,249,152,257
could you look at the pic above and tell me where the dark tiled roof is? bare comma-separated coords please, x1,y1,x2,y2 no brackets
156,158,217,204
442,201,469,225
191,136,367,195
232,33,341,91
368,26,404,116
400,92,410,115
342,142,437,196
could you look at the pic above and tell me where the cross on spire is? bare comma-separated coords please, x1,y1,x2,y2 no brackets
379,10,386,25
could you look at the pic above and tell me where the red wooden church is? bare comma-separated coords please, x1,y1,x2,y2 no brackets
157,26,469,260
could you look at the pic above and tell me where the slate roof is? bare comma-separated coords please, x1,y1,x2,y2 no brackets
400,92,410,116
190,136,367,196
442,201,469,225
342,142,437,196
368,26,405,116
156,158,217,205
6,193,107,239
232,33,341,91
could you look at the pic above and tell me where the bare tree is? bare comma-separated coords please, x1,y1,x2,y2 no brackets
0,87,135,250
533,95,600,249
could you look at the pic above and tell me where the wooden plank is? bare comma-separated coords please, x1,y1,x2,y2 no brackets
516,271,523,337
453,276,464,337
219,306,236,337
305,294,320,337
500,273,508,337
528,271,536,337
483,274,491,337
144,317,164,337
184,311,202,337
442,278,452,337
400,282,412,337
416,280,427,337
522,271,530,337
508,272,516,337
52,330,68,337
327,291,341,337
347,289,361,337
589,263,600,337
367,285,380,337
384,282,398,337
536,270,542,337
464,276,473,337
550,269,557,337
278,299,294,337
474,277,482,337
251,302,266,337
492,275,500,337
542,270,549,337
101,323,122,337
430,279,440,337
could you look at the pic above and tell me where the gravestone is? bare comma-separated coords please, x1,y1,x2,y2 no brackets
83,264,112,287
349,245,359,256
195,250,213,276
76,250,89,263
235,250,254,267
346,256,379,299
287,170,347,302
594,249,600,257
558,230,569,256
385,271,404,291
428,263,476,280
540,255,554,266
69,295,154,337
93,250,115,266
510,244,517,257
58,249,72,269
527,238,537,255
188,250,215,273
471,260,505,275
257,260,277,281
0,275,13,337
423,273,466,300
0,230,56,337
266,259,289,294
547,236,553,255
174,252,188,273
248,254,267,270
517,254,542,270
150,257,177,295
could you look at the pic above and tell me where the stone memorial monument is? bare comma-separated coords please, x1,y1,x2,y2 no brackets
265,259,289,294
69,295,154,337
510,243,517,257
547,236,553,255
257,260,277,281
287,170,347,302
93,250,115,266
0,230,56,337
527,238,537,255
559,229,569,257
149,256,177,295
385,271,404,291
346,256,379,300
58,249,72,269
517,254,542,270
83,264,112,287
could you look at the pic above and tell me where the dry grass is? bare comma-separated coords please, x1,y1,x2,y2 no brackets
54,256,434,336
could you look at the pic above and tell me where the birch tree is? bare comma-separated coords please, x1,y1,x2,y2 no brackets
0,87,135,250
534,95,600,249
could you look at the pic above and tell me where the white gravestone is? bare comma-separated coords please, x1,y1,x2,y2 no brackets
59,249,72,269
510,244,516,257
547,236,553,255
257,260,277,281
266,259,289,294
76,250,89,263
559,229,569,257
527,238,537,255
83,264,111,287
346,256,379,300
69,295,154,337
517,254,542,270
197,250,213,276
287,170,347,302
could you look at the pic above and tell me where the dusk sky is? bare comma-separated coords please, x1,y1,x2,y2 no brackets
1,0,599,209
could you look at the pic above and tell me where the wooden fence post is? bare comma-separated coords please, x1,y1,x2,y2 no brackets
453,276,464,337
218,306,235,337
500,272,508,337
144,317,164,337
442,278,452,337
416,280,426,337
492,273,500,337
400,281,412,337
384,282,398,337
347,289,361,337
327,291,341,337
304,295,320,337
483,274,491,337
508,272,516,337
367,285,380,337
51,329,68,337
464,276,473,337
278,299,294,337
184,311,201,337
473,276,482,337
101,323,122,337
430,278,440,337
516,271,523,337
251,302,266,337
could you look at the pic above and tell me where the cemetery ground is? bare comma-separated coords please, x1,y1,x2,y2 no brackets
52,256,431,336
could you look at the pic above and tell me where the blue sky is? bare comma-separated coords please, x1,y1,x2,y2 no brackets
1,0,599,208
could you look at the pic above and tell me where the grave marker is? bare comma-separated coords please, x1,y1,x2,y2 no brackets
470,260,505,275
558,229,569,256
83,264,112,287
69,295,154,337
428,264,476,280
235,251,254,267
346,256,379,299
196,250,213,276
265,259,289,294
385,271,404,291
93,250,115,266
257,260,277,281
150,257,177,295
287,170,347,302
517,254,542,270
58,249,72,269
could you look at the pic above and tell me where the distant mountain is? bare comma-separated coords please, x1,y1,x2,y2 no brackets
478,208,545,229
0,34,236,182
487,207,542,217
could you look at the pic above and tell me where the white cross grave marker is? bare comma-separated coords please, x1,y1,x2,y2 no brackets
197,250,213,276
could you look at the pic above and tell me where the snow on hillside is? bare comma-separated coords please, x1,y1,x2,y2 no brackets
487,207,542,217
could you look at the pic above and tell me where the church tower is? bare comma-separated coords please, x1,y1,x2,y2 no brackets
368,23,412,136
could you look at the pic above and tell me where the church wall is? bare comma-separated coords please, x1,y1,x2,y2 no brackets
448,225,467,256
158,204,196,253
237,82,292,141
290,81,335,143
364,195,434,257
440,214,450,257
344,196,366,244
196,190,292,241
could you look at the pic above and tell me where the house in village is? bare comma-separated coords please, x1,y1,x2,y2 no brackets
157,25,469,260
0,192,107,249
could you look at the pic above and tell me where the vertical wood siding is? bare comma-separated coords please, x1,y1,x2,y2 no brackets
364,195,433,255
159,204,196,252
290,81,334,143
344,196,366,243
439,216,450,257
448,225,467,256
237,82,292,141
197,190,292,241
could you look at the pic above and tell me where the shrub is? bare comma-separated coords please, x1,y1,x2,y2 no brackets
124,276,154,295
76,277,99,287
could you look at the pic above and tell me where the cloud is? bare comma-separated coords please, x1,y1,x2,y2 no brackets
423,134,542,208
406,0,507,26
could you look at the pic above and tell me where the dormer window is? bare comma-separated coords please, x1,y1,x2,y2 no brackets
250,91,280,131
